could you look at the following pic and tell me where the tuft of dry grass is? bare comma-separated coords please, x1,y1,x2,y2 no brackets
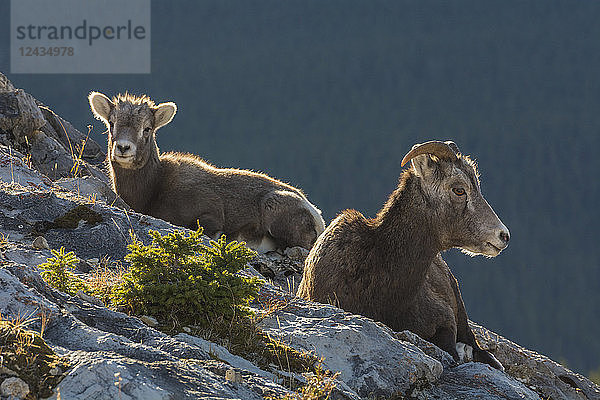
0,232,9,253
272,360,340,400
84,256,127,305
85,192,98,205
0,313,69,399
190,293,334,395
175,289,317,389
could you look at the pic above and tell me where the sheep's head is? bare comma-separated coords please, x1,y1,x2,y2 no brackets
88,91,176,169
401,141,510,257
265,191,326,251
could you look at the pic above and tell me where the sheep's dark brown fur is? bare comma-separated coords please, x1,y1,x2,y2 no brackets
297,141,508,369
89,92,325,251
421,255,504,368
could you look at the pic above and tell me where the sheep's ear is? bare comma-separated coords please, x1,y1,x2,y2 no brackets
88,92,114,123
411,154,439,179
153,102,177,130
412,154,454,182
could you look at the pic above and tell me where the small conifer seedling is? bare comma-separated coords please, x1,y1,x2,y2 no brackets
113,227,261,329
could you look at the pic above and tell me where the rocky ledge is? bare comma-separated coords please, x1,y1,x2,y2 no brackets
0,73,599,400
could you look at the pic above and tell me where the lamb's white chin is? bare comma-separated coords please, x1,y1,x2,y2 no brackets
112,156,135,169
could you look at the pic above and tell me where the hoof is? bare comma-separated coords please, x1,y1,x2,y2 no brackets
473,349,505,371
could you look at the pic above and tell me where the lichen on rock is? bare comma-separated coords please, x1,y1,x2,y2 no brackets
53,204,103,229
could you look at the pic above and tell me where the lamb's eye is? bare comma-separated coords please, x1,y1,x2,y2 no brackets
143,127,152,134
452,188,466,196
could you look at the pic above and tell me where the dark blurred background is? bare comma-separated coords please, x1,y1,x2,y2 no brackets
1,0,598,377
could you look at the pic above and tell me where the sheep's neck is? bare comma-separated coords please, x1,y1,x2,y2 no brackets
373,173,441,304
110,143,160,213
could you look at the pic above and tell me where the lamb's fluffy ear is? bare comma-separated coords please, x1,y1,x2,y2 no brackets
88,92,114,124
153,102,177,130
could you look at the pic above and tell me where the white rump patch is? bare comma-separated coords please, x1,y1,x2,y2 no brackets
241,235,278,253
300,197,326,235
255,235,278,253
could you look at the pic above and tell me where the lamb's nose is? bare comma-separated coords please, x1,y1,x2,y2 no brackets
116,144,130,154
499,230,510,244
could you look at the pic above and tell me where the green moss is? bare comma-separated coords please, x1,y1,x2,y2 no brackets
53,204,103,229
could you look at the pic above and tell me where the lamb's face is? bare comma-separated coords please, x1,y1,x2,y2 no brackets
412,153,510,257
88,92,176,169
107,101,155,169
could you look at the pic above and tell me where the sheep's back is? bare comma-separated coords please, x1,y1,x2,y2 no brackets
299,210,374,305
157,152,307,232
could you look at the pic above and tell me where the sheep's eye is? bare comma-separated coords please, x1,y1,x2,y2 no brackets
143,127,152,134
452,188,466,196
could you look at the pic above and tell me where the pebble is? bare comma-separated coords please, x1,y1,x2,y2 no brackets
253,262,275,279
32,236,49,250
76,259,93,273
265,251,284,261
139,315,159,327
284,246,310,261
0,367,17,377
75,290,104,306
225,369,242,383
0,377,30,399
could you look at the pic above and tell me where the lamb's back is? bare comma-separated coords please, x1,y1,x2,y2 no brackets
161,152,301,197
155,152,304,232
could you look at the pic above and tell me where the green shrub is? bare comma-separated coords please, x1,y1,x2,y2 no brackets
40,247,88,295
112,227,262,329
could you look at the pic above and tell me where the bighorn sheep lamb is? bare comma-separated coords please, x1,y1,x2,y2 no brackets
88,92,325,251
297,141,509,369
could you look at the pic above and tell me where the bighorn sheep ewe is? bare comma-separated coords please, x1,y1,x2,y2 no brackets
297,141,508,369
88,92,325,251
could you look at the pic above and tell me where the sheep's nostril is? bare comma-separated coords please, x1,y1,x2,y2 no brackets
116,144,130,154
499,231,510,244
